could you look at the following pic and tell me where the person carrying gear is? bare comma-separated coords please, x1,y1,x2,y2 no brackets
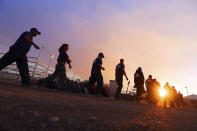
115,59,129,99
145,75,153,103
170,86,178,108
38,44,72,89
177,91,184,108
152,79,160,105
134,67,145,102
0,28,40,85
89,52,105,96
163,82,171,107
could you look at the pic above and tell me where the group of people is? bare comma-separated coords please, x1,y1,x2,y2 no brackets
0,28,71,88
163,82,184,108
0,28,127,98
145,75,184,107
145,75,161,104
0,28,184,106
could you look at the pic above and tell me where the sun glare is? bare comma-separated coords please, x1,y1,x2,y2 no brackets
159,88,166,97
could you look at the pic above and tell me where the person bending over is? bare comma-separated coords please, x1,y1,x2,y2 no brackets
0,28,40,85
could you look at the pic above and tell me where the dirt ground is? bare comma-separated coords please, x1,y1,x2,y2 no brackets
0,80,197,131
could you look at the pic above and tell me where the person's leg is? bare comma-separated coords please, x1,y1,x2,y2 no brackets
115,79,123,98
147,88,153,103
136,86,143,102
95,72,103,95
164,97,167,107
0,51,16,70
89,73,96,86
146,87,150,101
16,56,30,84
58,64,66,89
136,87,140,102
87,73,96,94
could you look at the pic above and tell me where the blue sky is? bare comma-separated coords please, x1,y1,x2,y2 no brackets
0,0,197,95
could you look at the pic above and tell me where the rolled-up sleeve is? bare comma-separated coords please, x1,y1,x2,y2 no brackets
63,52,71,64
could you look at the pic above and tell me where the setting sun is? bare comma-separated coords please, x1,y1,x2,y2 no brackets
159,88,167,97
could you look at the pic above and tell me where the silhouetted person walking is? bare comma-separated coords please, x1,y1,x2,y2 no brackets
39,44,72,89
89,52,105,96
152,79,160,105
115,59,128,99
163,82,171,107
0,28,40,85
134,67,145,102
171,86,178,108
177,91,184,108
145,75,153,103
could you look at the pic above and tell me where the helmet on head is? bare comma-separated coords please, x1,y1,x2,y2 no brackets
98,52,104,58
30,28,41,35
148,75,152,79
138,67,142,72
120,58,124,63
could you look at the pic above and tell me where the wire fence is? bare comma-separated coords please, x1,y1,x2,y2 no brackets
0,47,81,81
0,52,54,81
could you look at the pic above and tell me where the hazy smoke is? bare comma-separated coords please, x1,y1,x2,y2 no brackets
0,0,197,95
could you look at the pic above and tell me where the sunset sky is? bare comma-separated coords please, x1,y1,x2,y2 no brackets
0,0,197,96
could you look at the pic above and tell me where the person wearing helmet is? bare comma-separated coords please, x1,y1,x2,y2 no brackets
170,86,178,108
145,75,154,103
134,67,145,102
0,28,40,85
163,82,171,107
177,91,184,108
152,79,160,105
89,52,105,96
115,58,128,99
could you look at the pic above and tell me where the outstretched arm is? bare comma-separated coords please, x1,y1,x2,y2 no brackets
25,35,40,49
123,71,128,80
122,67,128,80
